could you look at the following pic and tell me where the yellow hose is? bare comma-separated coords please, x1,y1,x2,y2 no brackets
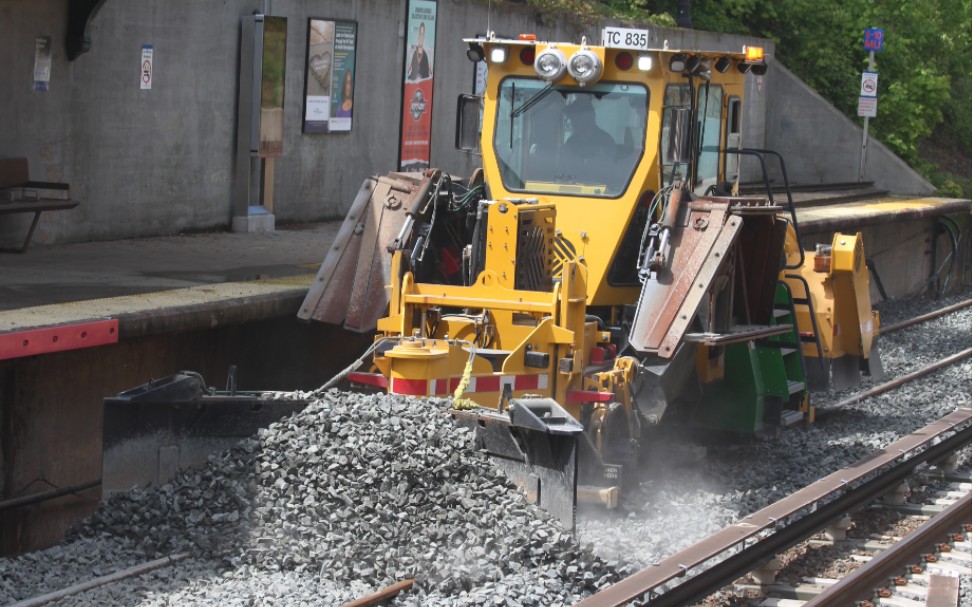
452,341,477,410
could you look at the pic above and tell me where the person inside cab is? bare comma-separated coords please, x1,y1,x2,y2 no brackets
558,95,616,184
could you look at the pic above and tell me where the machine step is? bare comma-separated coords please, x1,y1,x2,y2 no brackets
683,324,794,346
780,410,805,426
788,379,806,394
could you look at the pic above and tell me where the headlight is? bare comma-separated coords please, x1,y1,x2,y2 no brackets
669,53,688,73
489,46,507,64
567,49,602,85
534,47,567,82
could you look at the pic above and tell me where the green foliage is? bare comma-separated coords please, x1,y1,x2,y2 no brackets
506,0,675,26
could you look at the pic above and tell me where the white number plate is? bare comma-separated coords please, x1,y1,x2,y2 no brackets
601,27,651,51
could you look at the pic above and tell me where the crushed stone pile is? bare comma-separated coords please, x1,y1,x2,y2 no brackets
2,391,629,605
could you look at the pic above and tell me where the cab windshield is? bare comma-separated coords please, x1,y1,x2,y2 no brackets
493,78,648,198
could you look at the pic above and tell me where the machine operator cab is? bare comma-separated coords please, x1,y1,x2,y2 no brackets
456,33,767,306
457,34,766,197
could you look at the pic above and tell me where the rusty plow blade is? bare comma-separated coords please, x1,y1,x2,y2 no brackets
451,398,583,530
298,172,437,333
628,201,743,356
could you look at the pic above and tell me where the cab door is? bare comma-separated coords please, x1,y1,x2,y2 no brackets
725,96,742,182
694,84,724,194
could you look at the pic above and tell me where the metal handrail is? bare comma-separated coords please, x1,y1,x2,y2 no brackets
724,147,806,270
783,273,826,361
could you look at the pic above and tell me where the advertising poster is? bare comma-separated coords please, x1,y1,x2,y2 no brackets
304,19,357,133
398,0,436,171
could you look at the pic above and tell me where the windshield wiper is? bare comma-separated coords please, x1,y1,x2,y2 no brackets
512,83,555,118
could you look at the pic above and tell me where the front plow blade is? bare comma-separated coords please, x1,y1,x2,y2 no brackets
103,373,308,496
298,172,437,333
451,398,583,530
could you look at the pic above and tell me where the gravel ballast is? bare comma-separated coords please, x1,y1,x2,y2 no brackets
0,291,968,605
1,393,626,606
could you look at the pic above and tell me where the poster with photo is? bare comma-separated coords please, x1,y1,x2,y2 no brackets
328,21,357,132
303,18,357,133
398,0,436,171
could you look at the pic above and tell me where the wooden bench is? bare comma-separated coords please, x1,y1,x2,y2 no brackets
0,158,80,252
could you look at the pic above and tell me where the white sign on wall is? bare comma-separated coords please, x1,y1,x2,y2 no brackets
858,96,877,118
33,36,52,91
860,71,878,97
140,45,153,90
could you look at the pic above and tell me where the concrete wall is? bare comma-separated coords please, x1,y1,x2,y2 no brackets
765,61,934,194
801,218,961,299
0,316,371,554
1,0,773,246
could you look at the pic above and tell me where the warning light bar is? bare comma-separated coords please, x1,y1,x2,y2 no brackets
744,46,764,62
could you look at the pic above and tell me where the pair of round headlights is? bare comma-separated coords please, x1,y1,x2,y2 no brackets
534,47,602,86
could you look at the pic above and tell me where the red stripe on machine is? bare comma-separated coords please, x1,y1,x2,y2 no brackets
566,390,615,403
0,319,119,361
347,372,388,389
388,373,550,396
390,377,429,395
515,374,539,390
430,379,450,396
476,376,500,392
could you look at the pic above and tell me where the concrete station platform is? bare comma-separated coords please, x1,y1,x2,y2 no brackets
0,221,341,326
0,193,968,335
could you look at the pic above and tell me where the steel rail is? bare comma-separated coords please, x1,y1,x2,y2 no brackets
878,297,972,335
803,491,972,606
575,407,972,607
9,552,190,607
339,578,416,607
0,479,101,512
816,347,972,416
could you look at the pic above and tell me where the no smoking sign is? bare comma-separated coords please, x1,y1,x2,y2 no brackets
860,71,878,97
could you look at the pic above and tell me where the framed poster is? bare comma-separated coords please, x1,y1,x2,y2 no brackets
398,0,437,171
303,18,358,133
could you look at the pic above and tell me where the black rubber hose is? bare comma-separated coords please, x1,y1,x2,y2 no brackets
865,258,889,301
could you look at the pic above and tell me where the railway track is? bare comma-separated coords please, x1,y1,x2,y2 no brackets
762,489,971,607
578,298,972,607
576,406,971,607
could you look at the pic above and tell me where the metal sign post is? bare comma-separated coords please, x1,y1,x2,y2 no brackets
858,28,884,181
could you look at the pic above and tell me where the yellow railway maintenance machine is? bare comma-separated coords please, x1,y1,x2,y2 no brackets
299,34,881,525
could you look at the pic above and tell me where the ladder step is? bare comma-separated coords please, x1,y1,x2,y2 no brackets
773,308,791,318
780,410,805,426
754,342,799,352
788,380,806,395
